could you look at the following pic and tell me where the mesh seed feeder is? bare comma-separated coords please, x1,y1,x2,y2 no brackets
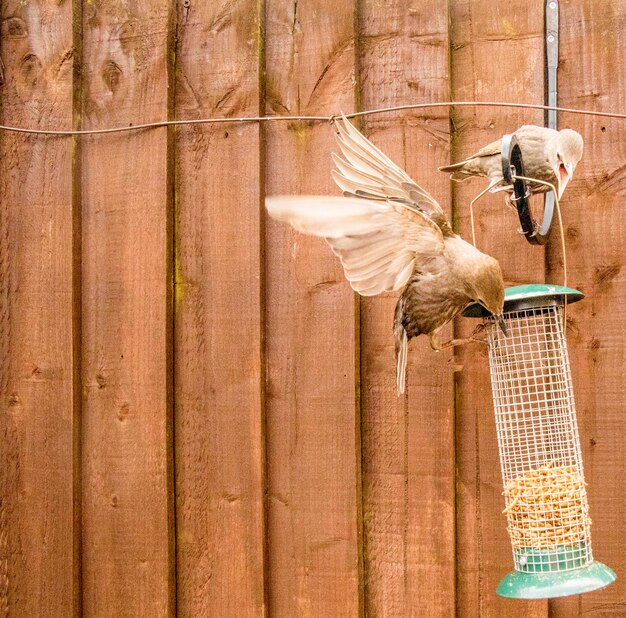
465,284,616,599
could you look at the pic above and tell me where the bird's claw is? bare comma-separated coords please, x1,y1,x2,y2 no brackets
469,323,488,345
470,336,489,346
470,323,486,337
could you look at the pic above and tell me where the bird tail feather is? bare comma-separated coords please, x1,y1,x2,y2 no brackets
394,322,408,395
438,162,473,182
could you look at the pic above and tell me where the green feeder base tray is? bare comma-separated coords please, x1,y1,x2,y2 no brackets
497,561,616,599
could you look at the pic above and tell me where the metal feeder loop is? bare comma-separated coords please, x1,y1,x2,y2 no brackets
464,285,616,599
501,135,554,245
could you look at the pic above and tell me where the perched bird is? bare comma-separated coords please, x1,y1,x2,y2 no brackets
439,125,583,199
266,115,506,394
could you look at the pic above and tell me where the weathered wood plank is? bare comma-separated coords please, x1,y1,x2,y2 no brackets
549,2,626,616
80,1,174,615
0,1,79,615
449,2,548,615
173,2,266,616
264,0,361,614
358,1,455,615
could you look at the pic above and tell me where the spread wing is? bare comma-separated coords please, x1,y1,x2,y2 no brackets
266,195,445,296
331,114,452,234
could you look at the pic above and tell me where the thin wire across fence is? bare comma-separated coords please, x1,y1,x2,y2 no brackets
1,101,625,136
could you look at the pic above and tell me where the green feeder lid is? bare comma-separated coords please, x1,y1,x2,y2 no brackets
463,284,585,318
497,561,616,599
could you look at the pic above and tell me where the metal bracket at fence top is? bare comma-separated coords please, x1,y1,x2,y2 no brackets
540,0,559,246
501,134,554,245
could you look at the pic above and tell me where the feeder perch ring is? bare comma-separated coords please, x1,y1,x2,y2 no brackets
501,134,555,246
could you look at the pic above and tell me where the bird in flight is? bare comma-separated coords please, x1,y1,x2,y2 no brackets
266,115,505,394
439,125,583,200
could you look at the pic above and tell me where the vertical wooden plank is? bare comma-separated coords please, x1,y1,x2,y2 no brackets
357,2,455,616
174,1,265,616
449,2,548,616
264,1,361,615
549,1,626,616
81,1,174,615
0,1,79,615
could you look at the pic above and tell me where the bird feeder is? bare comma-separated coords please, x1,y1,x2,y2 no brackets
465,284,616,599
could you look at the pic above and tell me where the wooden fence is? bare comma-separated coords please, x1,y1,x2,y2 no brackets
1,0,624,616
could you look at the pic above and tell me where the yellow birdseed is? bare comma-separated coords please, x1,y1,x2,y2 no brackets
503,463,591,549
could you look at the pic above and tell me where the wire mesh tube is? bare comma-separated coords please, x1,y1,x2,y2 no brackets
485,304,592,573
465,285,616,598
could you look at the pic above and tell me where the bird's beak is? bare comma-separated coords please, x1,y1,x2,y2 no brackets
498,315,507,335
556,162,573,199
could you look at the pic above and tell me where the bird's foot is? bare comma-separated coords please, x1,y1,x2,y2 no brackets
470,322,485,337
504,197,526,233
437,324,488,350
470,323,485,337
438,336,481,350
470,336,489,346
469,323,488,344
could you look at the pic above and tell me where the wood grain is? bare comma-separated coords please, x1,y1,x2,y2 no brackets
80,1,174,615
358,1,455,615
549,1,626,616
449,1,548,615
1,3,625,615
173,2,266,616
264,0,362,615
0,1,79,614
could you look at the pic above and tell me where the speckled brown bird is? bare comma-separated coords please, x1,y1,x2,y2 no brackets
266,116,506,394
439,125,583,199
